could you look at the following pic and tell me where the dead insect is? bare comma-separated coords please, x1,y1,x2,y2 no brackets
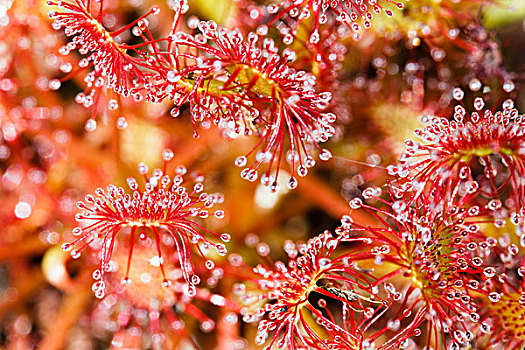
319,283,381,312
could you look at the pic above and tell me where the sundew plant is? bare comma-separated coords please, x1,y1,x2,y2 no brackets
1,0,525,349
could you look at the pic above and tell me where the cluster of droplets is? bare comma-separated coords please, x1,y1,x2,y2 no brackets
263,0,404,42
388,83,524,209
48,0,161,85
464,239,525,349
163,19,337,190
235,231,398,349
339,179,517,348
61,150,229,299
48,0,166,132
